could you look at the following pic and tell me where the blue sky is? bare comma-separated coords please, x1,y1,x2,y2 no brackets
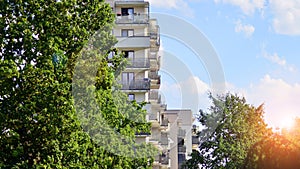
148,0,300,128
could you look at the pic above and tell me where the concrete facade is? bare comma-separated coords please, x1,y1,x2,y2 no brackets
106,1,194,168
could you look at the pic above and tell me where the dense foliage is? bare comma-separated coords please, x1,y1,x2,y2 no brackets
183,94,300,169
183,94,271,169
243,118,300,169
243,134,300,169
0,0,155,168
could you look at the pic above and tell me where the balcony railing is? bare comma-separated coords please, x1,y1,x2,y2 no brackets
116,36,150,48
126,59,150,68
120,79,150,90
116,14,149,24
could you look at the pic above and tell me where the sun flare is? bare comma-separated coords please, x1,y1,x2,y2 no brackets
279,117,295,130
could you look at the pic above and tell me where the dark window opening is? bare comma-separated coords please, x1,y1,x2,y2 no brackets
123,51,134,59
121,8,134,16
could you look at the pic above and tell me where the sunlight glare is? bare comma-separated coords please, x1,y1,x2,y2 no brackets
279,117,295,130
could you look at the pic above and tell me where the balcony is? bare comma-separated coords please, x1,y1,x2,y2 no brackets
150,26,159,40
120,79,150,90
126,59,149,69
149,72,161,89
116,14,149,24
115,1,149,7
150,29,160,48
116,36,150,48
150,79,160,90
149,19,160,38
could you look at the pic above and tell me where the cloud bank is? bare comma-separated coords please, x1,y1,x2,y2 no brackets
161,75,300,128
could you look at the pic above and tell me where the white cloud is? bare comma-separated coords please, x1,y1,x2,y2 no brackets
265,53,286,66
245,75,300,128
234,20,255,37
262,49,297,72
160,80,181,101
160,76,211,113
181,76,210,95
160,76,209,103
218,75,300,128
148,0,194,17
213,0,300,35
161,74,300,129
269,0,300,35
214,0,265,15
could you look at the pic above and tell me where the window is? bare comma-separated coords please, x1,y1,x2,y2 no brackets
123,51,134,59
121,8,134,16
128,94,135,101
178,154,186,164
108,51,115,59
121,29,134,37
178,138,184,146
122,72,134,85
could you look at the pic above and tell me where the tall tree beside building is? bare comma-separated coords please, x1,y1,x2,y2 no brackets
243,118,300,169
243,134,300,169
183,94,270,169
0,0,154,168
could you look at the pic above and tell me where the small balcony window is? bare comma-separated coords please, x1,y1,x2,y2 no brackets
121,29,134,37
121,8,134,16
123,51,134,59
128,94,135,101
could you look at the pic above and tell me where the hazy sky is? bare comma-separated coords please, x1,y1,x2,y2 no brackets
148,0,300,128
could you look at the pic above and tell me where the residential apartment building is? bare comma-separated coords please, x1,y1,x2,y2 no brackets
164,110,194,169
106,0,194,168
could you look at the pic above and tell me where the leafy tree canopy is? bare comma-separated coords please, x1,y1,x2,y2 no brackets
183,93,270,169
0,0,155,168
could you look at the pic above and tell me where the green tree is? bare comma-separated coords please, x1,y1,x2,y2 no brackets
243,118,300,169
0,0,155,168
243,134,300,169
282,117,300,145
181,150,202,169
184,94,270,169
